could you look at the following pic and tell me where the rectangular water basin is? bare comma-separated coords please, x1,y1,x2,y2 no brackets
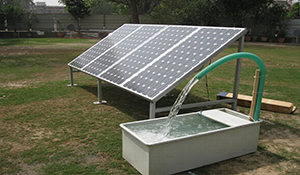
120,108,262,175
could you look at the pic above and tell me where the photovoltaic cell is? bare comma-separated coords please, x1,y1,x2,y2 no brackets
100,26,197,85
68,24,246,102
123,27,243,99
82,25,165,77
68,24,141,69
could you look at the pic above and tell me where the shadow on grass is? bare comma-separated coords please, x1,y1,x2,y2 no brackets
79,84,222,121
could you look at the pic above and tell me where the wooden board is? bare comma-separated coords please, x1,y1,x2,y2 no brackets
217,92,297,114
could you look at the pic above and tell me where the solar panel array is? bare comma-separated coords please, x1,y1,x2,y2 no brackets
68,24,246,101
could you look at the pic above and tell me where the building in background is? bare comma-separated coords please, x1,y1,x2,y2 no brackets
32,1,66,14
276,0,300,4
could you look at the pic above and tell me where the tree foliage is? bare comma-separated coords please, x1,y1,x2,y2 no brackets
59,0,92,32
94,0,160,23
178,0,222,26
288,2,300,19
261,2,289,37
90,0,117,14
149,0,292,39
150,0,189,24
150,0,222,25
105,0,160,14
3,4,24,32
217,0,274,27
1,0,35,31
1,0,34,12
24,10,39,31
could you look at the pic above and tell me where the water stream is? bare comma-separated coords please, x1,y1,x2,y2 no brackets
162,77,199,136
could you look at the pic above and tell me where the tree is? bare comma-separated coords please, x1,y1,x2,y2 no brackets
288,2,300,19
150,0,222,25
59,0,92,33
24,10,38,31
129,0,139,23
260,2,288,38
4,4,24,32
150,0,189,24
90,0,116,14
1,0,35,11
103,0,161,23
217,0,274,27
1,0,34,31
178,0,222,26
107,0,139,23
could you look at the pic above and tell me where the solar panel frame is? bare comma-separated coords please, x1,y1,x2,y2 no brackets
68,24,247,103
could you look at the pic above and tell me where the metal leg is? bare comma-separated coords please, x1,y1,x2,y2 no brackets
232,36,244,110
67,67,77,86
149,101,156,119
93,79,107,104
238,36,245,52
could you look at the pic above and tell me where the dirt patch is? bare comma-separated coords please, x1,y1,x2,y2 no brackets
0,81,29,89
17,163,43,175
31,129,53,140
85,154,107,164
260,127,299,140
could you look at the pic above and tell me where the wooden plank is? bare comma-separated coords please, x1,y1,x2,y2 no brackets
217,92,297,114
249,69,260,121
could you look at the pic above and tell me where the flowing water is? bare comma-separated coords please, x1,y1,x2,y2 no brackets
162,77,199,136
127,77,229,143
168,77,199,120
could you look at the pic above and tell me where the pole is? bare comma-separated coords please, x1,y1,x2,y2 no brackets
232,36,244,110
67,67,77,86
93,79,107,104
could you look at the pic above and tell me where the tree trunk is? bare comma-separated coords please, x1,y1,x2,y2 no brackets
77,18,81,34
130,0,139,24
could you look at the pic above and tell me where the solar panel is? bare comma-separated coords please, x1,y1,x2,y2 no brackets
68,24,246,102
84,25,166,79
68,24,141,69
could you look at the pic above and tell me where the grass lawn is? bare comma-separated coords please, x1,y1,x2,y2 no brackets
0,38,299,174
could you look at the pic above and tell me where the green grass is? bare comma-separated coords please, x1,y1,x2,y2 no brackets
0,38,299,174
0,38,97,46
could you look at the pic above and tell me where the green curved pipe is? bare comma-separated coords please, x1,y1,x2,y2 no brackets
195,52,266,121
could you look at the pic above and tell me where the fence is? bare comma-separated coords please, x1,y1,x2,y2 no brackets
1,13,299,41
0,14,154,32
287,19,300,37
31,14,130,31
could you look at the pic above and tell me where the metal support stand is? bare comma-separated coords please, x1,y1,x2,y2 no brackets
232,36,244,110
154,99,235,113
67,67,108,104
67,67,77,86
149,102,156,119
93,79,107,105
